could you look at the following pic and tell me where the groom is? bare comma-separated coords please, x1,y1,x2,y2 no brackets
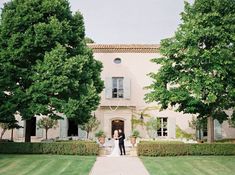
118,129,126,155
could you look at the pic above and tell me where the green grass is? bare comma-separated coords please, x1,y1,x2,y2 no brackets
141,156,235,175
0,154,96,175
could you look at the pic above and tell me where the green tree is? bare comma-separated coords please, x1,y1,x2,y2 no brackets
85,37,95,44
146,0,235,143
37,117,58,140
189,116,207,140
0,120,22,140
81,114,100,139
0,0,103,142
146,117,161,138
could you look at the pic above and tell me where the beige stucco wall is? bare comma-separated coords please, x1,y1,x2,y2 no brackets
92,51,194,138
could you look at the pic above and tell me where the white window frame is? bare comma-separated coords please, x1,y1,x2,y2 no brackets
157,117,168,137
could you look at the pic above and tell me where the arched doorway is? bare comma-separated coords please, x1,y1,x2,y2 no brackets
111,120,124,136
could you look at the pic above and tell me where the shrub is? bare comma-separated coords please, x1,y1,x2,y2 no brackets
0,141,99,155
138,141,235,156
131,130,140,138
95,130,105,138
176,125,194,140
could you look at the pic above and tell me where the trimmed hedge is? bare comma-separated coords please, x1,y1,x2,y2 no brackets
140,140,184,144
0,141,99,155
138,142,235,156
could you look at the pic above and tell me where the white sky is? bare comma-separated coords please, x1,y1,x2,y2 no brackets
0,0,194,44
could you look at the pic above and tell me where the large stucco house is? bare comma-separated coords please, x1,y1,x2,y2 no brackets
1,44,235,141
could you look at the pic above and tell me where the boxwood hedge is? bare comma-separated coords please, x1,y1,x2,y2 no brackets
138,142,235,156
0,141,99,155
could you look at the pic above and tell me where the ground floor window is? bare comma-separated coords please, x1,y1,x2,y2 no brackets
68,119,78,136
157,117,168,136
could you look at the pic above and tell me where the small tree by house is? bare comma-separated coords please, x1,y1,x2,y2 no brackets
189,116,207,140
81,115,100,139
131,106,160,130
37,117,58,140
0,120,22,140
228,117,235,128
0,123,8,140
146,117,161,139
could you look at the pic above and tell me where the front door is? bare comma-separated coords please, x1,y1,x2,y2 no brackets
111,120,124,136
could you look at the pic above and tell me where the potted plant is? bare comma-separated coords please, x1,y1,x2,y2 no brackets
95,130,106,145
130,130,140,147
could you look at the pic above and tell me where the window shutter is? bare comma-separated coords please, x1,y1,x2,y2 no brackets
124,78,131,99
60,117,68,138
17,120,25,138
214,119,222,140
78,125,87,139
105,77,112,99
167,117,176,139
36,118,43,138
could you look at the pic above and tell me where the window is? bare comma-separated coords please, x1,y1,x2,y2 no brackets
112,77,124,98
114,58,122,64
157,117,168,136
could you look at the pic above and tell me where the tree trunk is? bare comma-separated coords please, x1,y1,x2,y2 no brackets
25,119,31,142
46,129,48,140
0,129,6,139
11,129,14,141
207,116,214,143
87,131,89,139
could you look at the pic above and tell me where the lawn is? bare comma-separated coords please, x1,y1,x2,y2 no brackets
141,156,235,175
0,154,96,175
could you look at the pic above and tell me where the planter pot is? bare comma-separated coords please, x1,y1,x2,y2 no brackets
197,140,204,143
98,136,105,145
130,137,137,147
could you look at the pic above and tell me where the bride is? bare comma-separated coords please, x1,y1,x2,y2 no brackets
108,130,120,157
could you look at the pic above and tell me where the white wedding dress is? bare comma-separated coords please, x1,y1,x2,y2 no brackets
108,139,120,157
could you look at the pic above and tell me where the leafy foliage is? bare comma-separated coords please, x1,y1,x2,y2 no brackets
0,0,103,141
37,117,58,140
176,125,194,140
146,117,161,138
95,130,106,138
131,130,140,138
81,114,100,139
146,0,235,142
0,120,22,139
131,106,160,130
228,117,235,128
85,37,95,43
0,141,99,155
138,142,235,156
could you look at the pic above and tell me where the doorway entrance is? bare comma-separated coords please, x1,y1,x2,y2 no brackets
111,120,124,136
68,119,78,136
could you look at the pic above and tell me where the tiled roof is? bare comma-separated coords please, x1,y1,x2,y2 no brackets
87,44,160,53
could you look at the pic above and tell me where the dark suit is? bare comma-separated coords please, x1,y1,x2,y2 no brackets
118,132,126,155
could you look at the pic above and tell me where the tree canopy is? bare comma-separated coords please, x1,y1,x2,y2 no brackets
0,0,103,142
146,0,235,142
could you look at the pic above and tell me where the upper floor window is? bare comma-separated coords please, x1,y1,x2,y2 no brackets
105,77,130,99
157,117,168,136
112,77,124,98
